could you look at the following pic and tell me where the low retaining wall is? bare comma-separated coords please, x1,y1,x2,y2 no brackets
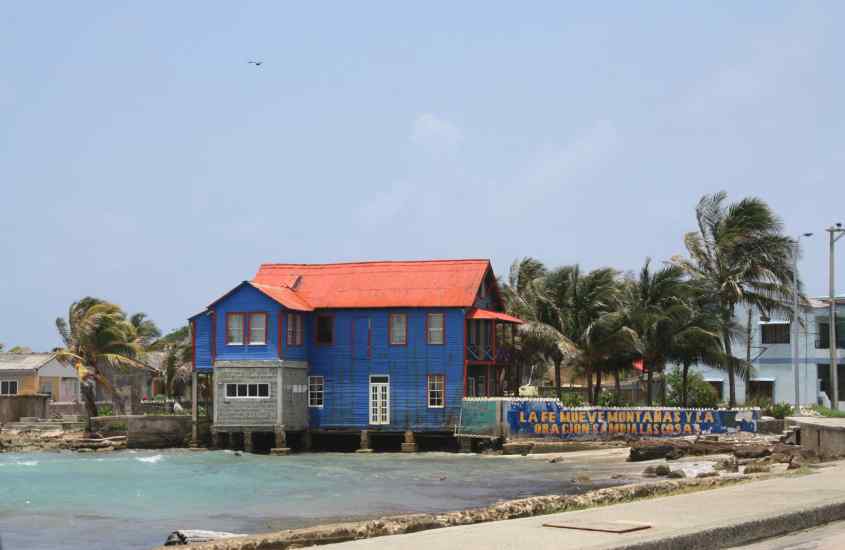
127,415,192,448
795,419,845,459
0,394,49,423
48,401,87,417
458,398,759,440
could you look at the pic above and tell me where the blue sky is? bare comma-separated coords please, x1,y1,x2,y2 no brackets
3,2,845,350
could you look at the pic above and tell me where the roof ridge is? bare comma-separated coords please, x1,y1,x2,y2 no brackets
258,259,490,268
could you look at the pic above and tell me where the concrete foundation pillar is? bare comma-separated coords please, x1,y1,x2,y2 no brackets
458,436,474,453
211,431,221,449
401,430,418,453
302,430,313,452
356,429,373,453
243,430,254,453
271,428,290,456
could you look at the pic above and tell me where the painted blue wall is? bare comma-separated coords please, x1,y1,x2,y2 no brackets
280,311,308,361
307,308,464,431
192,283,469,431
193,313,213,372
213,284,281,361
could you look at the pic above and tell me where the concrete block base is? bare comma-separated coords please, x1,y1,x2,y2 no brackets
355,448,374,453
401,443,418,453
270,447,291,456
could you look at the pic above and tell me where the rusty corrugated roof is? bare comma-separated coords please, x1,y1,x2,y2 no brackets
252,259,491,309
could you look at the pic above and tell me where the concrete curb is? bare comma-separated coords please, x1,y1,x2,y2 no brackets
615,499,845,550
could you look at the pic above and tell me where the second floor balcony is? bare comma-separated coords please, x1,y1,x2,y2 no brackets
465,312,521,364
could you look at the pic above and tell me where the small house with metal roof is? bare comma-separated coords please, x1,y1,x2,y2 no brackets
0,352,80,402
189,259,522,452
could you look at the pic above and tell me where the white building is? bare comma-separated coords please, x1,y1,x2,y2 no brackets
693,297,845,407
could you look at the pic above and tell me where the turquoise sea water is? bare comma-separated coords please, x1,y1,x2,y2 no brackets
0,450,628,549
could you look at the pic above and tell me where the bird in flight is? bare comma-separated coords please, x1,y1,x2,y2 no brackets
248,60,263,66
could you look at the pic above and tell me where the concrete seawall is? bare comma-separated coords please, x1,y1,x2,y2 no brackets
0,394,49,423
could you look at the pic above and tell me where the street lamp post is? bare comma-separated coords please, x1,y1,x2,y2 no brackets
827,224,845,411
792,233,813,414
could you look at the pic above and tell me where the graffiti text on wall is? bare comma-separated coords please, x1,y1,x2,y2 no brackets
507,402,757,439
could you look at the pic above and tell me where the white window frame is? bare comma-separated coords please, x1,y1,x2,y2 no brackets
369,375,390,425
389,313,407,345
223,383,270,399
1,380,19,396
226,313,245,345
287,313,304,346
427,313,445,345
248,313,267,345
308,376,324,408
428,374,445,408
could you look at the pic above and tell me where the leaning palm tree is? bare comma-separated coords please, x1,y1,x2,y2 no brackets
55,298,149,427
671,192,797,407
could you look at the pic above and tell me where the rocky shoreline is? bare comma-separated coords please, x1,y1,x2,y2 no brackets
0,427,127,452
156,472,773,549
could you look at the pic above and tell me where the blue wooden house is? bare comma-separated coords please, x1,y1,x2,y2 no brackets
189,259,522,452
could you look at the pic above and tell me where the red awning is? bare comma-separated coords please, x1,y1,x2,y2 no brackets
466,308,524,324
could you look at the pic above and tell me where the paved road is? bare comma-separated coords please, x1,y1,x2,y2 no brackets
730,520,845,550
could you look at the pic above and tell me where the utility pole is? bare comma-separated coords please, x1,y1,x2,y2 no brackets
827,224,845,410
792,233,812,414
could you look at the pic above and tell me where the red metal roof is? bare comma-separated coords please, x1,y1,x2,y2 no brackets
466,308,524,324
250,283,314,312
252,259,491,309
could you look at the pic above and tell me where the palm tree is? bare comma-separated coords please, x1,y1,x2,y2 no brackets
130,313,162,347
54,298,149,426
150,325,192,397
620,259,694,405
671,192,797,407
502,258,576,397
536,265,626,404
664,288,750,407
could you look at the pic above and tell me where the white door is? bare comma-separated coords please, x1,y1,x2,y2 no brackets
369,375,390,425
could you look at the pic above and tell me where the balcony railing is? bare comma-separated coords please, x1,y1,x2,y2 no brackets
466,344,514,363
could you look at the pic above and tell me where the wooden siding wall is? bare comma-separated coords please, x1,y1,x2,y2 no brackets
213,285,281,361
194,283,468,432
308,308,464,431
194,313,213,370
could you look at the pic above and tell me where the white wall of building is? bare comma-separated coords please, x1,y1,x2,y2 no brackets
689,301,845,407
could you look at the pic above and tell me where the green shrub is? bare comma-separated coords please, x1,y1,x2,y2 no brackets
766,402,794,419
747,396,773,411
96,403,114,416
665,368,719,408
153,394,167,402
596,390,627,407
559,391,586,407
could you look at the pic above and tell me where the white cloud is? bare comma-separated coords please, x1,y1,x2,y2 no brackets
409,113,463,151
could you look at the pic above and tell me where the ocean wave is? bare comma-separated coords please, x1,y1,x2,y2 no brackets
136,455,163,464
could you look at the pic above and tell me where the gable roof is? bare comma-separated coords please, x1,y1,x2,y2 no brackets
251,259,492,309
0,352,57,372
